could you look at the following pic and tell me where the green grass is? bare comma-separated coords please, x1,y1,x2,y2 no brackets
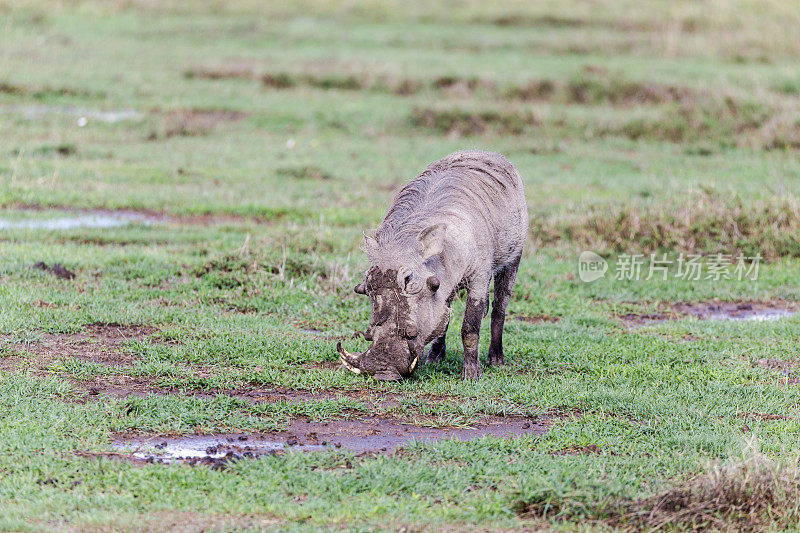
2,0,800,530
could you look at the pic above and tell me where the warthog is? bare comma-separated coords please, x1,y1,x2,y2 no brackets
337,150,528,380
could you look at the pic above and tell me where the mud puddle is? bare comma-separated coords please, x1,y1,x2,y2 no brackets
110,415,549,463
621,301,797,326
112,434,324,464
0,210,158,230
4,105,143,123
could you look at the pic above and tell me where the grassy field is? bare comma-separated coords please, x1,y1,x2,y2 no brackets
2,0,800,530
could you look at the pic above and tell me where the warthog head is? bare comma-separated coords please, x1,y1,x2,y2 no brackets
337,224,452,380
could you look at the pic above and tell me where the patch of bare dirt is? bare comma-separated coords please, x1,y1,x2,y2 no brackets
752,358,800,385
71,377,455,414
31,299,59,309
32,261,76,280
552,444,606,456
514,315,560,325
0,81,103,99
276,165,334,181
184,65,257,81
618,301,797,326
146,108,248,140
648,332,702,344
737,412,793,421
618,312,671,326
484,14,706,32
301,359,345,370
409,106,540,136
754,358,799,375
0,355,16,372
504,77,695,106
1,322,158,370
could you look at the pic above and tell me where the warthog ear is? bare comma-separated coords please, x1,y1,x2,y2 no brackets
418,223,446,261
363,231,378,250
354,282,367,295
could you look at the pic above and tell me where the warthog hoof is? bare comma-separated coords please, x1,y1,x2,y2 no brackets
462,362,482,380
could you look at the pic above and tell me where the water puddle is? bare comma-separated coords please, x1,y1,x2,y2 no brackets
112,435,324,464
621,302,796,326
703,308,794,322
3,105,143,123
108,415,549,464
0,211,158,230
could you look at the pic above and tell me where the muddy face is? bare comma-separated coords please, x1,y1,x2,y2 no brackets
339,266,450,380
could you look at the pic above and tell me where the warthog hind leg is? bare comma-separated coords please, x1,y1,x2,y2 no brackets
487,256,520,367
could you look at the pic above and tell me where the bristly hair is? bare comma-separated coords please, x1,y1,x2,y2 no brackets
368,150,523,267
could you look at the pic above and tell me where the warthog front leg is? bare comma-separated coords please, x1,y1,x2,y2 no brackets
461,295,486,379
488,256,520,366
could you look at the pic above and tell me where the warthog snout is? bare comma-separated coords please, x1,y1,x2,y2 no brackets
337,337,421,381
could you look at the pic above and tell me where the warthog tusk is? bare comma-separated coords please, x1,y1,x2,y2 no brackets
337,341,362,374
340,355,361,374
409,355,419,373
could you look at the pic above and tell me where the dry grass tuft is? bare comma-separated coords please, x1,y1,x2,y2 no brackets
505,75,695,106
758,112,800,150
262,72,363,91
532,191,800,260
260,71,497,96
0,81,25,95
608,97,772,146
276,166,334,181
614,442,800,531
146,108,248,140
409,106,539,136
0,80,102,99
184,64,497,97
183,66,255,81
513,441,800,530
